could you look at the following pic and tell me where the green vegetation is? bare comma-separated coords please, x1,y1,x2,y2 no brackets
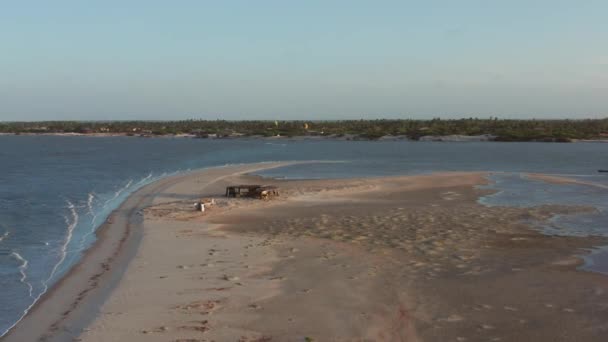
1,118,608,142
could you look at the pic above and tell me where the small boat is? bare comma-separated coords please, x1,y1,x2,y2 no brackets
599,170,608,173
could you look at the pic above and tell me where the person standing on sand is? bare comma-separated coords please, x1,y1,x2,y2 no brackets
194,202,205,212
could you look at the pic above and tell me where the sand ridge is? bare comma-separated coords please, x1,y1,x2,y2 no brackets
6,164,608,342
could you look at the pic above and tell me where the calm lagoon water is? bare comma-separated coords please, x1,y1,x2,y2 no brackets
0,135,607,335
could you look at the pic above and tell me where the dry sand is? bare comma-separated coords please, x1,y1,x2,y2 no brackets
5,165,608,342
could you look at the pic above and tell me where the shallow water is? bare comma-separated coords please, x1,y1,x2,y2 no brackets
0,136,607,335
479,173,608,274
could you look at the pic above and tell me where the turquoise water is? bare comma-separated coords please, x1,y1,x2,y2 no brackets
1,136,607,335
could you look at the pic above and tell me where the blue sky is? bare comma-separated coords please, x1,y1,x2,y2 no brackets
1,1,607,121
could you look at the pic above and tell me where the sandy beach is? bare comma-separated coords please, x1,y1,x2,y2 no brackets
5,163,608,342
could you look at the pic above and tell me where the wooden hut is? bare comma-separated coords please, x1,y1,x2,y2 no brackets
225,185,279,199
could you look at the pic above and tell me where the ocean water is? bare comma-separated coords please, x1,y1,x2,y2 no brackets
1,136,607,335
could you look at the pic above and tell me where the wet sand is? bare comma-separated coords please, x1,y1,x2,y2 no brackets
5,166,608,341
527,173,608,190
1,162,295,342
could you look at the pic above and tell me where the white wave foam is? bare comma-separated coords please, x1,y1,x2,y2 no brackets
87,192,95,216
11,252,33,298
79,193,99,250
87,192,99,231
103,179,133,208
3,170,184,337
135,172,152,186
0,163,296,337
0,200,80,337
0,231,9,243
80,174,154,252
45,200,79,287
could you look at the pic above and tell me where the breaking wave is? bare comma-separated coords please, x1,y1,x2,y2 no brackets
0,231,9,243
45,200,79,288
134,172,152,186
87,192,95,216
103,179,133,208
10,252,33,298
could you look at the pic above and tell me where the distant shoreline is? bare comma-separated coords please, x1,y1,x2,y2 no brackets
2,132,608,143
3,118,608,142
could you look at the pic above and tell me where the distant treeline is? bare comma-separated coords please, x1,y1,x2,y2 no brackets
2,118,608,142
